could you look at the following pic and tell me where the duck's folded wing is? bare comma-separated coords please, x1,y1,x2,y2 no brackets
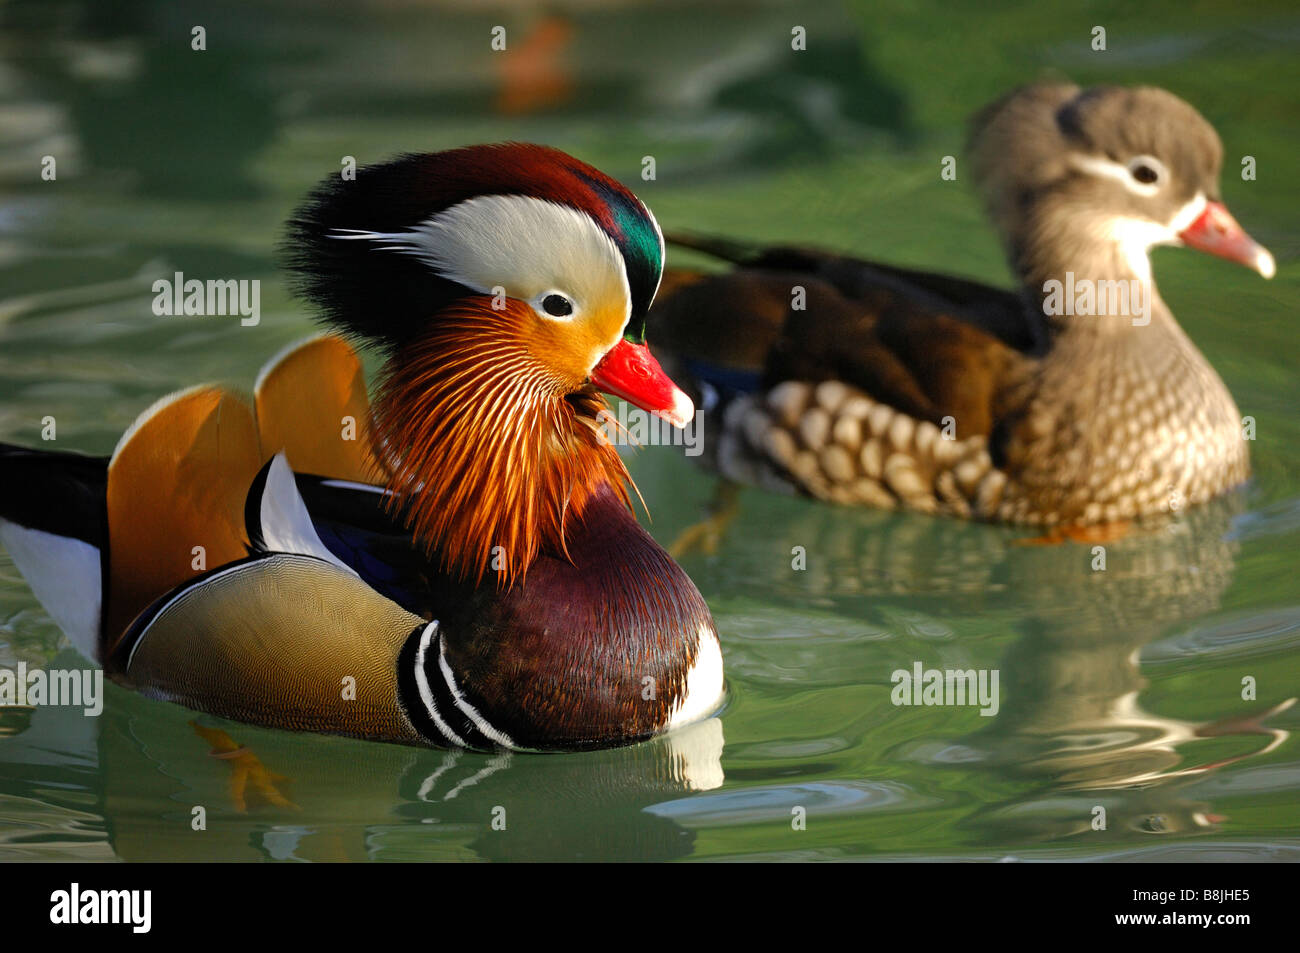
650,261,1035,441
665,232,1038,350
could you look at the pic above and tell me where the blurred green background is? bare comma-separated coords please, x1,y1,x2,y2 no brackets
0,0,1297,861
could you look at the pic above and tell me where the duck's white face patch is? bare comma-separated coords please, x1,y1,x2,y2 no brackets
332,194,631,335
1102,191,1208,281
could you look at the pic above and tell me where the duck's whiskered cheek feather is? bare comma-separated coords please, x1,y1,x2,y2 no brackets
590,339,694,429
369,300,633,585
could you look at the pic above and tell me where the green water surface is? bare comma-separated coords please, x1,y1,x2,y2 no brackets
1,0,1297,861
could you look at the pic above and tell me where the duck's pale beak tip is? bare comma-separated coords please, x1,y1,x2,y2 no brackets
662,387,695,430
1255,246,1277,280
1179,200,1275,279
591,339,695,430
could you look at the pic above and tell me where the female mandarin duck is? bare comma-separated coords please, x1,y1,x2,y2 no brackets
0,143,724,751
650,85,1275,533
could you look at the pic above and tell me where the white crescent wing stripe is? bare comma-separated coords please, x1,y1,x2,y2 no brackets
414,622,468,748
437,640,519,750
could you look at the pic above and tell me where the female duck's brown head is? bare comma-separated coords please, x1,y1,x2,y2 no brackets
969,84,1274,298
284,144,692,583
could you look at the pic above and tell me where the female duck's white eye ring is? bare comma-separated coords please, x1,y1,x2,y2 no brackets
1126,155,1167,193
536,291,575,319
1068,153,1165,198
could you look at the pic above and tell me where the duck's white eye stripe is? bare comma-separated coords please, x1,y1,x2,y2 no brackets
1068,153,1164,198
329,194,631,328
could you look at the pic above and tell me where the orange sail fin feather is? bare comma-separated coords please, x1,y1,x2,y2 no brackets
254,334,386,484
104,336,386,647
370,300,632,586
105,387,262,643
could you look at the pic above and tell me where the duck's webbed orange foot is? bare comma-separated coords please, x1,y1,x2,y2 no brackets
1015,520,1133,546
668,480,741,559
191,720,299,813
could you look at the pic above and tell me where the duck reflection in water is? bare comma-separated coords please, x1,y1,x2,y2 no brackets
84,701,726,862
685,491,1293,844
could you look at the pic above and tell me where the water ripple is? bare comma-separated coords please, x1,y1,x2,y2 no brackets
1143,607,1300,663
646,779,934,826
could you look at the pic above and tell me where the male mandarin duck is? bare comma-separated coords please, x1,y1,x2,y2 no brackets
0,143,724,751
650,85,1276,532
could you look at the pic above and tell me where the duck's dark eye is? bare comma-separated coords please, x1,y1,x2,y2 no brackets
1130,163,1159,185
541,294,573,317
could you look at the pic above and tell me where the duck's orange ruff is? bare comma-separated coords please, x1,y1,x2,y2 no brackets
370,300,633,586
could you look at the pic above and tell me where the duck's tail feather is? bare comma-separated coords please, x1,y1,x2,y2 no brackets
0,444,109,661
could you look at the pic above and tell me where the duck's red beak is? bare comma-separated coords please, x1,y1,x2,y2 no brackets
590,339,694,429
1179,201,1275,278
